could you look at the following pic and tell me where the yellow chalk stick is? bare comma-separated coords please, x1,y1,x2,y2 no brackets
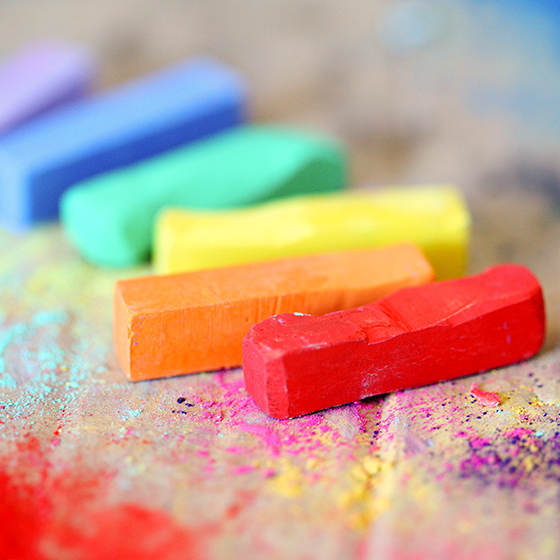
153,185,470,280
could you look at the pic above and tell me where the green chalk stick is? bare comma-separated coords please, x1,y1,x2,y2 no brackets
61,125,346,267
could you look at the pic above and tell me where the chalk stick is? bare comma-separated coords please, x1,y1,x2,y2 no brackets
153,185,469,280
242,264,545,419
0,57,246,231
62,125,346,268
0,40,97,135
114,244,433,381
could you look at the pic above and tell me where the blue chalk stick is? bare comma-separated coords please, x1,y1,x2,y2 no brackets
0,57,247,231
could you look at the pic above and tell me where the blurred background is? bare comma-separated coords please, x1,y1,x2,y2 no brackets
1,0,559,334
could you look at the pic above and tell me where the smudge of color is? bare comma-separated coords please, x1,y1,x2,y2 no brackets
456,428,560,488
0,436,207,560
470,382,501,407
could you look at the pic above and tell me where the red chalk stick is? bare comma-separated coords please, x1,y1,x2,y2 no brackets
243,264,545,419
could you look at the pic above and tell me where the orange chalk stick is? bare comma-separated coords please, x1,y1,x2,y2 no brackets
114,243,434,381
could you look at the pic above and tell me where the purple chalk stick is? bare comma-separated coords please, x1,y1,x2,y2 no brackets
0,40,98,135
